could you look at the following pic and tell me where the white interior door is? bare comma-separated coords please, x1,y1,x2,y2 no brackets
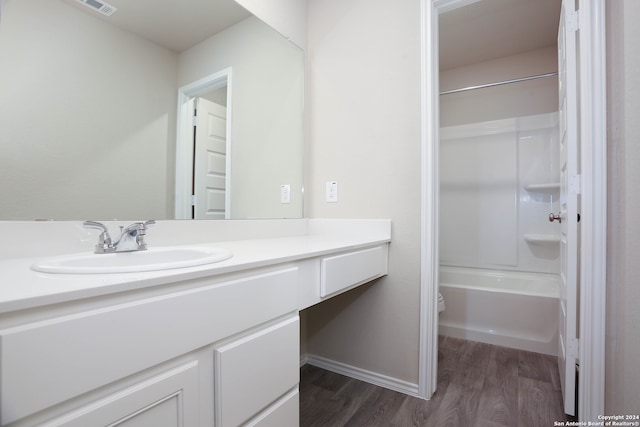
557,0,580,416
194,97,228,220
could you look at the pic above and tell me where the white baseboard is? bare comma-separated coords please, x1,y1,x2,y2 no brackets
302,353,422,398
299,354,309,368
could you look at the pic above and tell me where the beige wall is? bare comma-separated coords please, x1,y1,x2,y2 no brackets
0,0,178,220
606,0,640,414
304,0,422,383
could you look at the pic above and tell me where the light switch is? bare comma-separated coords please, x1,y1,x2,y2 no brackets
326,181,338,203
280,184,291,204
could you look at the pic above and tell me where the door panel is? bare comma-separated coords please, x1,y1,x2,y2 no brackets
194,98,228,220
557,0,579,416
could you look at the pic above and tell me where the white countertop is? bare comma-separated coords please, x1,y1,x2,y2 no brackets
0,223,391,313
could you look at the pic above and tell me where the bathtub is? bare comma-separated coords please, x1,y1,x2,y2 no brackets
438,266,560,356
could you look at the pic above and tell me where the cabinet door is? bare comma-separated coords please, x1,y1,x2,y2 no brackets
44,361,199,427
214,316,299,427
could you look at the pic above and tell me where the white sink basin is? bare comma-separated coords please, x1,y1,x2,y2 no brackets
31,246,233,274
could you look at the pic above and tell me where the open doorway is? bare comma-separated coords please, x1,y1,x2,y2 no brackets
420,0,607,420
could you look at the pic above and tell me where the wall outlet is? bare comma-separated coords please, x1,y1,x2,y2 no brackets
326,181,338,203
280,184,291,204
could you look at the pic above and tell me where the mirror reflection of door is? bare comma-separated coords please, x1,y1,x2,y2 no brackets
193,89,228,220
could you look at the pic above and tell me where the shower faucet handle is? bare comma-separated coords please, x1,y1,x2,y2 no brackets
548,213,562,223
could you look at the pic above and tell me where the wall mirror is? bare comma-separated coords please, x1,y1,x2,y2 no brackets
0,0,304,221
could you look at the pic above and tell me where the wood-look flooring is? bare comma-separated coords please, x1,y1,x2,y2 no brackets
300,336,576,427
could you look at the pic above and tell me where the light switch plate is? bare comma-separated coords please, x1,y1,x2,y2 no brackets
326,181,338,202
280,184,291,204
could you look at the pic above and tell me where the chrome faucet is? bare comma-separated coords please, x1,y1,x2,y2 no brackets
83,220,155,253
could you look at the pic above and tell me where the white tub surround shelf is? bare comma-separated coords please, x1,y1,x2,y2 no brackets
524,234,561,244
523,183,560,192
0,219,390,427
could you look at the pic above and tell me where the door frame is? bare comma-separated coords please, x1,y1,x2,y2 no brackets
419,0,607,419
175,68,233,219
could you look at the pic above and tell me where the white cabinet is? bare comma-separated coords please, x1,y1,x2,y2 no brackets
0,267,299,426
42,361,200,427
214,316,299,426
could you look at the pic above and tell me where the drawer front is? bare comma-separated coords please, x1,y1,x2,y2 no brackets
247,389,299,427
214,316,299,427
320,245,388,298
0,267,298,424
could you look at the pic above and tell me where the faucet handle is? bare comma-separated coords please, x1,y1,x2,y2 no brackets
83,220,110,239
121,220,155,251
141,220,155,230
83,220,113,253
136,221,155,249
125,220,155,234
118,220,155,233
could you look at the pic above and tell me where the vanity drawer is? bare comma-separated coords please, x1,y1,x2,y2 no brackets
214,316,299,427
248,388,299,427
320,245,388,298
0,267,298,425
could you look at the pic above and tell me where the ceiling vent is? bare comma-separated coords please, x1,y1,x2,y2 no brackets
75,0,117,16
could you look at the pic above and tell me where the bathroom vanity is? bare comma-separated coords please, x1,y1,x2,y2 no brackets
0,219,390,426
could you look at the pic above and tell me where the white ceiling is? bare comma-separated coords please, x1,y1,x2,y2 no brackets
60,0,252,53
439,0,562,70
61,0,561,67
